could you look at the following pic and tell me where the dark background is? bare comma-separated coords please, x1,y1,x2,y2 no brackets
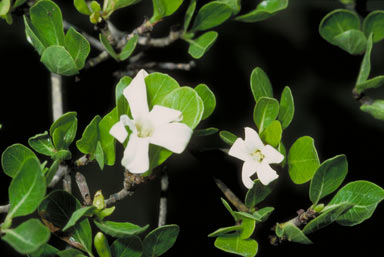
1,0,384,256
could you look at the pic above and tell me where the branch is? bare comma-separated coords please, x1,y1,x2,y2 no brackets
137,30,183,47
48,164,69,188
214,178,248,212
50,73,63,121
158,170,169,227
75,172,92,206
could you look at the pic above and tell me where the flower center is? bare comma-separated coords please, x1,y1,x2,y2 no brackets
251,149,264,162
135,119,154,138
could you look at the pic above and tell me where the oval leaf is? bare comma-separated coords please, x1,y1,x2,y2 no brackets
28,131,55,157
145,72,180,109
245,179,273,208
333,29,367,55
143,224,179,257
250,67,273,103
260,120,282,147
363,10,384,43
190,1,232,32
194,83,216,120
360,99,384,120
219,130,237,145
76,115,101,155
94,220,149,238
41,45,79,76
253,97,279,133
278,86,294,129
279,223,312,244
150,0,183,22
64,27,90,70
99,108,119,166
187,31,218,59
50,111,78,150
111,236,142,257
214,234,258,257
1,143,38,178
63,206,96,231
235,0,288,23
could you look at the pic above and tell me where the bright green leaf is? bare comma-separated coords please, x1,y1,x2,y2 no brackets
183,0,196,32
208,225,242,237
2,219,50,254
99,33,119,60
220,198,238,221
111,236,142,257
194,83,216,120
45,160,59,185
214,234,258,257
309,155,348,205
63,206,96,231
237,216,256,239
235,0,288,23
260,120,282,147
23,15,46,55
64,27,90,70
115,76,132,116
279,223,312,244
28,131,55,156
119,34,138,61
253,97,279,133
52,149,72,161
333,29,367,55
41,45,79,76
288,136,320,184
150,0,183,22
76,115,101,155
94,232,112,257
143,224,179,257
74,0,92,15
363,10,384,43
29,244,58,257
187,31,218,59
278,86,294,129
360,99,384,120
250,67,273,103
190,1,232,32
219,130,237,145
145,72,180,109
1,143,38,178
356,77,384,94
94,220,149,238
218,0,241,15
99,108,119,166
245,179,273,208
252,207,274,222
0,0,11,16
95,141,105,170
50,112,78,150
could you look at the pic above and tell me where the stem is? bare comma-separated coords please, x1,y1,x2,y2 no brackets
0,204,10,214
75,172,92,205
158,171,169,227
50,73,63,121
214,178,248,212
48,164,68,188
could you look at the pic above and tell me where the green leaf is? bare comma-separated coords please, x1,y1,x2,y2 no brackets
183,0,196,32
30,0,65,46
187,31,218,59
363,10,384,43
6,158,45,220
41,45,79,76
190,1,232,32
74,0,92,15
145,72,180,109
28,131,55,156
219,130,237,145
50,112,78,150
2,219,50,254
218,0,241,15
208,225,242,237
220,198,238,221
150,0,183,22
328,180,384,226
278,141,286,168
214,234,258,257
288,136,320,184
111,236,142,257
250,67,273,103
278,86,294,129
99,108,119,166
245,179,273,208
360,99,384,120
95,141,105,170
260,120,282,147
235,0,288,23
302,203,353,234
52,150,72,161
115,76,132,117
14,0,27,8
357,76,384,94
114,0,141,10
237,216,256,239
0,0,11,16
119,34,138,61
57,249,85,257
29,244,59,257
253,97,279,133
194,83,216,120
76,115,101,155
194,127,219,137
99,33,119,60
23,15,46,55
148,145,172,173
278,223,312,244
333,29,367,55
94,220,149,238
45,160,59,185
252,207,274,222
38,190,93,254
63,206,96,231
94,232,112,257
1,143,38,178
309,155,348,205
64,27,90,70
143,224,179,257
161,86,204,129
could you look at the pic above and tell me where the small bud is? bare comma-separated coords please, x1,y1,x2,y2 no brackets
90,12,101,24
93,190,105,210
313,203,325,213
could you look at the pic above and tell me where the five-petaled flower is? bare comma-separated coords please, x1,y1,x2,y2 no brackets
109,69,193,174
228,127,284,188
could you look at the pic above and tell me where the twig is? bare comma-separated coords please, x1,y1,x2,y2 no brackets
158,170,169,227
76,172,92,206
48,165,69,188
50,73,63,121
74,154,92,167
214,178,248,212
0,204,10,214
137,30,183,47
85,51,109,69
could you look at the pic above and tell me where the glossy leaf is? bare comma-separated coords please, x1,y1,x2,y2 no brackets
260,120,282,147
52,149,72,161
278,223,312,244
7,158,45,220
218,0,241,15
195,83,216,119
64,27,90,70
94,232,112,257
253,97,279,133
143,224,179,257
360,99,384,120
278,86,294,129
235,0,288,23
1,143,38,178
150,0,183,22
214,234,258,257
356,76,384,94
329,180,384,226
23,15,46,55
250,67,273,103
63,206,96,231
145,72,180,109
111,236,143,257
190,1,232,32
45,160,59,185
187,31,218,59
183,0,196,32
363,10,384,43
95,141,105,169
74,0,92,15
2,219,50,254
252,207,274,222
208,225,242,237
219,130,237,145
50,112,78,150
161,86,204,129
288,136,320,184
237,216,256,239
41,46,79,76
119,34,138,61
76,115,101,155
245,179,273,208
29,0,65,46
115,76,132,117
309,155,348,204
302,203,353,234
333,29,367,55
28,131,55,156
94,220,149,238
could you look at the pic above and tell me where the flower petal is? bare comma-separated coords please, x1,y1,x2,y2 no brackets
150,123,192,153
149,105,183,127
244,127,264,152
242,161,258,189
262,145,284,164
123,69,149,120
255,161,279,186
110,120,128,144
121,134,150,174
228,138,251,162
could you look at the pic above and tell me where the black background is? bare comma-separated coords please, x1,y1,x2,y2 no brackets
1,0,384,256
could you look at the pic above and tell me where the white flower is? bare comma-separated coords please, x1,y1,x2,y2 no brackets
228,127,284,188
109,69,193,173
